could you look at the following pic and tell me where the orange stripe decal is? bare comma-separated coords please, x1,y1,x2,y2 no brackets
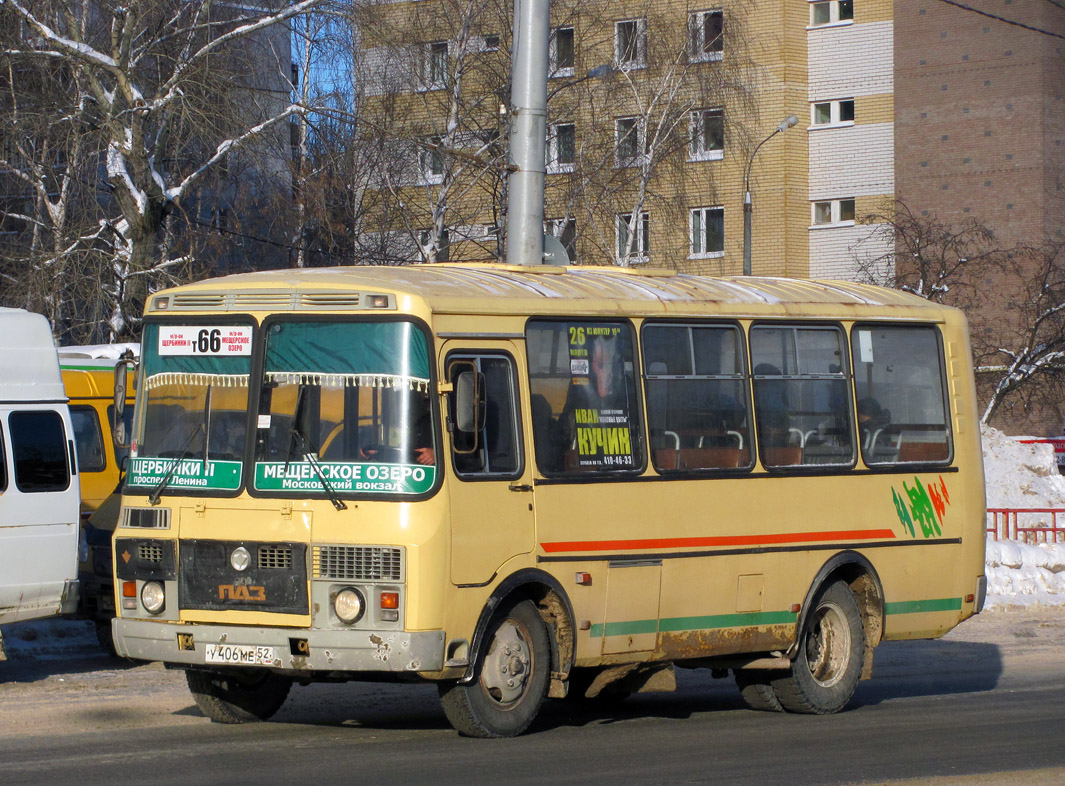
540,529,897,554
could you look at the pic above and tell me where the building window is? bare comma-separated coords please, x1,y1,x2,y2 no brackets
419,136,444,184
689,10,724,62
419,227,450,261
548,217,577,262
615,19,646,68
690,206,724,257
547,123,576,172
811,99,855,127
809,0,853,27
811,198,856,226
483,34,500,52
422,41,448,89
615,117,643,167
689,108,724,160
550,27,575,76
617,212,649,262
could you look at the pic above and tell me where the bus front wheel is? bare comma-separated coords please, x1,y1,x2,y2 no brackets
186,669,292,723
771,580,865,714
438,598,549,738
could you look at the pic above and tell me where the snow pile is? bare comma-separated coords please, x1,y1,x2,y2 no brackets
57,342,139,360
982,424,1065,606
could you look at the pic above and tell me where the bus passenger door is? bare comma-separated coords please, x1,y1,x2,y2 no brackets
445,349,534,586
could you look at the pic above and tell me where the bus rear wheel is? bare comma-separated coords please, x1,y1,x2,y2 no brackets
733,669,783,712
186,669,292,723
772,580,865,715
438,599,549,738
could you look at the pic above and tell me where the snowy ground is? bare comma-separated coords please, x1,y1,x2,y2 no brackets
982,424,1065,606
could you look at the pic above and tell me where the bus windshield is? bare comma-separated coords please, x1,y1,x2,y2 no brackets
252,320,437,497
126,322,254,493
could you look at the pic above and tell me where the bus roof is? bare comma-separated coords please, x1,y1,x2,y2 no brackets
0,308,65,402
147,264,956,321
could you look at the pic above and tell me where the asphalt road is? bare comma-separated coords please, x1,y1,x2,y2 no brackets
2,606,1064,786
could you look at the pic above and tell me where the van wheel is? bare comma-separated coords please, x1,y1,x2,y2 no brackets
733,670,783,712
438,599,549,738
186,669,292,723
772,580,865,714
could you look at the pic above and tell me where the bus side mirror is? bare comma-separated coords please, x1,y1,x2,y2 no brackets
451,365,485,455
113,352,137,449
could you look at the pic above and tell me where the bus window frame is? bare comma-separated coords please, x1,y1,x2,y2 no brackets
850,321,954,470
246,313,443,504
445,350,525,482
525,316,647,480
127,315,259,500
9,409,72,494
640,318,756,476
748,320,858,475
0,419,6,493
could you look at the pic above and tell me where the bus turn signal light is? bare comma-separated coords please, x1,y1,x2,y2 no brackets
122,581,136,598
380,592,399,609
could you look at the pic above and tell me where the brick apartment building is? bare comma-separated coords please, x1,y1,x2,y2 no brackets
355,0,1063,433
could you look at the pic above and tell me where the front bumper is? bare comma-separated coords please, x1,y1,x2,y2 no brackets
113,618,445,673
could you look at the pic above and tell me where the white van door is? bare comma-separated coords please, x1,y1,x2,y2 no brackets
0,404,81,624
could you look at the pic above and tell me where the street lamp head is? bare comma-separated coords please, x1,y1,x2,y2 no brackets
777,114,799,133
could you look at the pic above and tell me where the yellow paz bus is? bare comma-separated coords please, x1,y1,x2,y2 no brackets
111,264,986,737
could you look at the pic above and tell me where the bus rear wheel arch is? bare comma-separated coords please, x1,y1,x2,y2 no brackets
770,579,866,714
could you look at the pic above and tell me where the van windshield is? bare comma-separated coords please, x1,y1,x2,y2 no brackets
252,320,437,497
125,323,253,493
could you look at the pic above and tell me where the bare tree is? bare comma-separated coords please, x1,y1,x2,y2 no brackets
548,1,756,267
0,0,329,340
855,200,1065,427
355,0,510,263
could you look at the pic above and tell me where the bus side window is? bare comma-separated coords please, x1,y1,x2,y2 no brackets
526,320,644,476
642,322,752,472
851,325,952,466
448,354,521,477
750,325,855,469
70,405,106,472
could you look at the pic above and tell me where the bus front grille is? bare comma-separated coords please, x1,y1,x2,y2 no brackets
312,545,404,581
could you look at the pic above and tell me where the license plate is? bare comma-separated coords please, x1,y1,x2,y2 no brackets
204,643,275,665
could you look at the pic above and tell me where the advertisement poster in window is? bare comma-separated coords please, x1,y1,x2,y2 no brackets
563,324,635,469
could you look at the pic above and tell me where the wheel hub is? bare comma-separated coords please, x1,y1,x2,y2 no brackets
481,621,531,705
806,601,850,688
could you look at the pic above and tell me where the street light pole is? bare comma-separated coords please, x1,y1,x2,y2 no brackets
742,114,798,276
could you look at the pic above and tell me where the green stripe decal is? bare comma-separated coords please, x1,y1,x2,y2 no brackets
884,597,963,615
589,610,797,638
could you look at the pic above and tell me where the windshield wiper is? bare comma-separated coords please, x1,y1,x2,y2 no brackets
148,387,211,506
287,386,347,511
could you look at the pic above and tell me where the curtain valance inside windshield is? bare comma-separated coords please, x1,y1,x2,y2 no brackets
264,321,431,391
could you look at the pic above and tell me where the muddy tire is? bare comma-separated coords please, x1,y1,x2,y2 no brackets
438,599,549,738
734,670,783,712
771,580,865,715
186,669,292,723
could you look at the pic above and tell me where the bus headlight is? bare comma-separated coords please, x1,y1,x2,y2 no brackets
334,587,365,624
140,581,166,614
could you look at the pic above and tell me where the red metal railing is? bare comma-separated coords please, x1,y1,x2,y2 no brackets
986,508,1065,544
